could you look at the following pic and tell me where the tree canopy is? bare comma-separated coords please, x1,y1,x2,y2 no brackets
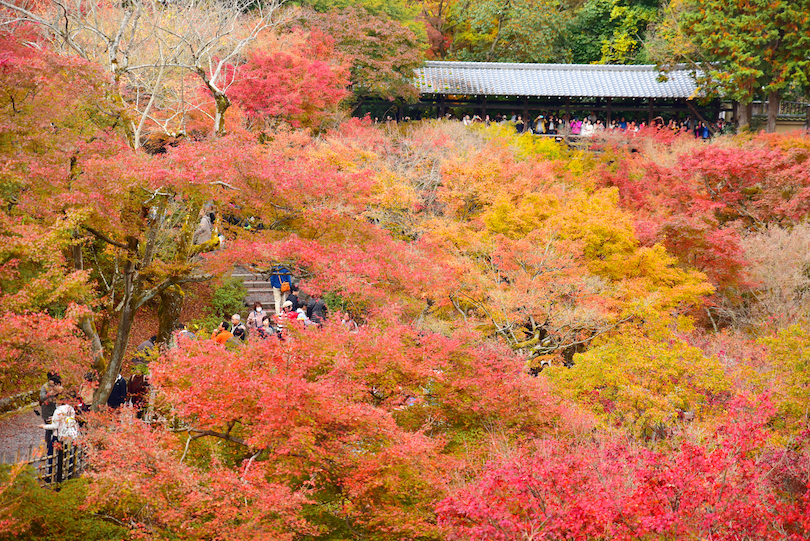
2,9,810,541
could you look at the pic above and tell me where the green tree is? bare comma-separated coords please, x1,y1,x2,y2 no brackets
304,7,424,106
447,0,572,63
0,470,126,541
649,0,810,131
761,325,810,431
599,0,659,63
568,0,661,64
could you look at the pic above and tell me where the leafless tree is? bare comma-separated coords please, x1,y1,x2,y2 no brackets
0,0,291,144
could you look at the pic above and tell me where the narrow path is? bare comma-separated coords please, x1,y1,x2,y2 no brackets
0,406,45,464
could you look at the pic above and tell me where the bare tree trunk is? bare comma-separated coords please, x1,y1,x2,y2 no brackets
214,93,230,136
72,230,83,270
109,73,138,149
70,229,108,374
93,237,138,410
157,285,184,345
78,316,106,373
737,101,752,131
767,90,780,133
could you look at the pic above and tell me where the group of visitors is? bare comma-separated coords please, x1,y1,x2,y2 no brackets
216,283,357,345
35,370,108,484
30,265,360,484
442,111,732,139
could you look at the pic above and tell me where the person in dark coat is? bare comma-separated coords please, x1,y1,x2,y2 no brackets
128,371,150,418
107,374,128,409
286,283,301,311
38,373,63,481
307,294,327,325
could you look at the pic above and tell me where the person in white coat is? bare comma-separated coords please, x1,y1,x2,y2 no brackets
40,403,79,483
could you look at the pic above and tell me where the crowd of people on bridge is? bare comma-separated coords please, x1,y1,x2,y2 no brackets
449,111,733,138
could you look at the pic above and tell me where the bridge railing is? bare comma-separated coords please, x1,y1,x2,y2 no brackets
2,443,86,485
752,100,809,118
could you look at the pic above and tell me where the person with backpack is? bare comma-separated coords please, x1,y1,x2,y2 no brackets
269,264,292,315
286,283,301,311
307,294,328,326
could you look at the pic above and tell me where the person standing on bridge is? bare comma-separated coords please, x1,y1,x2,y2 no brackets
39,394,79,483
38,372,62,482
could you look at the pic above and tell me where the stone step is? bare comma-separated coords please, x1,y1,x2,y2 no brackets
233,264,287,308
244,296,275,308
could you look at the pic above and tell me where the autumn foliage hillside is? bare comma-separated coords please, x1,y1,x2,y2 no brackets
1,26,810,541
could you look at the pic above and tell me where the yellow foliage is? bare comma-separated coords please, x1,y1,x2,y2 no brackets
371,170,418,212
760,325,810,429
550,188,637,264
483,192,560,238
544,329,730,437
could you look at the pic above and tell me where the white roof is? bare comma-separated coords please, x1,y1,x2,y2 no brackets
414,61,699,99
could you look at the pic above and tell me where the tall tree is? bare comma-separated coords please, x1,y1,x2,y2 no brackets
446,0,572,63
304,7,423,108
649,0,810,131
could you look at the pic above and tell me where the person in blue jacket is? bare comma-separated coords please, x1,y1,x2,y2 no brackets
269,264,292,315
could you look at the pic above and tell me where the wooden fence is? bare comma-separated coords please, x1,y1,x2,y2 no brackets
1,443,86,485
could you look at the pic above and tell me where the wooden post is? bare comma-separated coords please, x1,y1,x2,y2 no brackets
438,96,445,119
522,97,529,126
565,97,571,125
606,98,612,125
482,97,487,119
648,98,654,124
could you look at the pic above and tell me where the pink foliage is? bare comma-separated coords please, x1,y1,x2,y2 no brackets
229,30,349,128
439,397,810,540
0,309,90,396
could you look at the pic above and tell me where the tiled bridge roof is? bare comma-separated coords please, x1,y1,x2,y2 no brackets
414,61,699,99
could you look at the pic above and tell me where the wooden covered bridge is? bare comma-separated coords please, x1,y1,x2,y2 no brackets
363,61,731,126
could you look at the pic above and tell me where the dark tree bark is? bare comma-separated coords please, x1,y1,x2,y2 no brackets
157,285,185,345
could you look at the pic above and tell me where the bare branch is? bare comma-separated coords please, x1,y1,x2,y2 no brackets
83,225,129,249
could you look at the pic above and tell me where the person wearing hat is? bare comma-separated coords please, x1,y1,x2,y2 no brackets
282,300,298,323
286,283,301,311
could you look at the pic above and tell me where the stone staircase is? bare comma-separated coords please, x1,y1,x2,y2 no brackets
231,265,276,310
